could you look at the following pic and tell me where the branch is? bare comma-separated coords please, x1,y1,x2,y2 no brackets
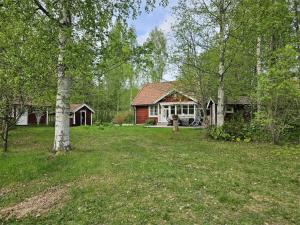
224,1,232,12
201,0,218,21
34,0,59,24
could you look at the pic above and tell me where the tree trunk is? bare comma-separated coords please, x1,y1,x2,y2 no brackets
256,36,262,111
1,119,8,152
53,4,72,152
216,0,226,127
294,0,300,68
217,79,225,126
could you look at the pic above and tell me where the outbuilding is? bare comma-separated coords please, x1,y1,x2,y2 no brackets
69,103,95,126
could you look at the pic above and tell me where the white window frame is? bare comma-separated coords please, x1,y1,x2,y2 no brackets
149,105,158,117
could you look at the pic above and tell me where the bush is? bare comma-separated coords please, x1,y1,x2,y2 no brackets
208,126,231,141
208,113,252,142
124,112,134,124
144,118,157,125
113,111,133,126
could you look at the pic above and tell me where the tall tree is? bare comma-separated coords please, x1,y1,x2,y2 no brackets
173,0,237,126
143,28,167,82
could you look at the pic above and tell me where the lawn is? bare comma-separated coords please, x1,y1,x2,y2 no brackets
0,126,299,225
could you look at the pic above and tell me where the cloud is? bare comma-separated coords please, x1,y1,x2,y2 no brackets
137,14,175,45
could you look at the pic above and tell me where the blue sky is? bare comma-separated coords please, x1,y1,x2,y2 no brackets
129,0,178,80
129,0,177,44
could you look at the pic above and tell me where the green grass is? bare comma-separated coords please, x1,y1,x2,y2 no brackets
0,126,299,224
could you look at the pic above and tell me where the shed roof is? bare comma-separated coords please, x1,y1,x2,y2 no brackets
70,103,95,113
207,96,252,108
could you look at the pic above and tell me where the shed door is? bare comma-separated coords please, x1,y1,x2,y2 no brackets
17,110,28,125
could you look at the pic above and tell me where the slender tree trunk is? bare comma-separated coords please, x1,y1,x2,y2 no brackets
217,78,225,126
294,0,300,67
216,0,226,127
53,4,72,152
129,78,133,111
2,118,8,152
256,36,262,111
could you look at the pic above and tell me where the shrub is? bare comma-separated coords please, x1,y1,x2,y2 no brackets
113,111,133,126
144,118,157,125
208,113,253,142
208,126,231,141
124,112,134,124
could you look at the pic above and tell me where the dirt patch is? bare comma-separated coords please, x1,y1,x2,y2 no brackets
0,188,11,198
0,186,68,220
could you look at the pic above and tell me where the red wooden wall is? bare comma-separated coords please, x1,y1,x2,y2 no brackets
135,106,157,124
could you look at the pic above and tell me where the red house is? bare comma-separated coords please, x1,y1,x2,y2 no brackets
132,82,200,125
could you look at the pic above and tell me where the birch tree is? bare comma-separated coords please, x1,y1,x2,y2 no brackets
173,0,236,126
143,28,167,82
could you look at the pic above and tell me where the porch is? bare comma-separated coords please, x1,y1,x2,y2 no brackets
149,102,203,126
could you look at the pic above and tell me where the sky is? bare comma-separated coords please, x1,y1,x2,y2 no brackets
129,0,179,81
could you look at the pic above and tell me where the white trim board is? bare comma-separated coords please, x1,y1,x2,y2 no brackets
153,89,198,104
72,104,95,114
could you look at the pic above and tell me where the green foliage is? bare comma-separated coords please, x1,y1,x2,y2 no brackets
142,28,167,82
208,126,231,141
208,113,253,142
255,46,300,144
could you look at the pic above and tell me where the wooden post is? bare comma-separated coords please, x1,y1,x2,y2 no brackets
172,114,179,132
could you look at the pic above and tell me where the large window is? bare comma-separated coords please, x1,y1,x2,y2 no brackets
149,105,158,116
176,105,182,115
182,105,188,114
189,105,195,115
171,105,175,115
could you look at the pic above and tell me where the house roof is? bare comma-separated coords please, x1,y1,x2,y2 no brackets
132,82,175,106
226,96,251,105
70,103,95,113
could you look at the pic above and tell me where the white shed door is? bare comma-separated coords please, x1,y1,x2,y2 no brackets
17,110,28,125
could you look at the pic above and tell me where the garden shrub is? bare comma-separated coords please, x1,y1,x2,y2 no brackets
113,111,133,126
208,112,253,142
208,126,231,141
144,118,157,125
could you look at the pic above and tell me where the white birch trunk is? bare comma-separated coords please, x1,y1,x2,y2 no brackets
53,4,71,152
256,36,262,111
216,79,225,126
216,0,225,127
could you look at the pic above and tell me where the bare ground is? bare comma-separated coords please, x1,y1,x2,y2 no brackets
0,186,68,220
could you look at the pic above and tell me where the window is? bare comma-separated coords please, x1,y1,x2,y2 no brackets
176,105,182,115
171,105,175,115
189,105,195,115
182,105,188,114
149,105,158,116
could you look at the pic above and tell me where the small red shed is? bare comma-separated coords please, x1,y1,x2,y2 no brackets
70,103,95,126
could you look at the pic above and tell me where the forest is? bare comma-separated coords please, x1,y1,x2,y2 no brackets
0,0,299,152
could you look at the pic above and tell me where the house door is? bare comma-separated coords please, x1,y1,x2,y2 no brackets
161,106,169,122
80,111,86,125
